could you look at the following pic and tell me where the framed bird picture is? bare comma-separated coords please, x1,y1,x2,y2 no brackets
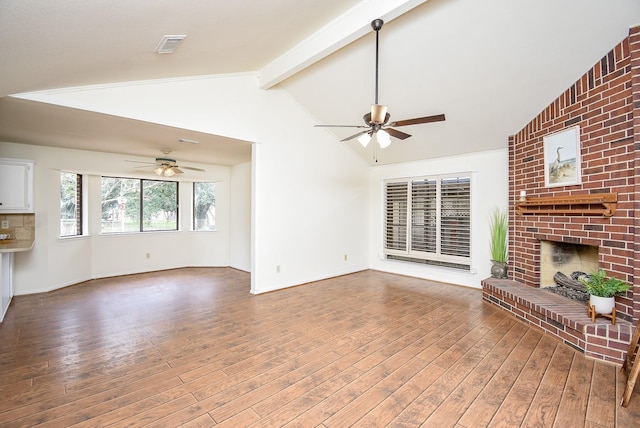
543,126,581,187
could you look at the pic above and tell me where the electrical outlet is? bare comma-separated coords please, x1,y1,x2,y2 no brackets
1,220,8,229
344,254,348,261
146,253,151,259
276,265,280,273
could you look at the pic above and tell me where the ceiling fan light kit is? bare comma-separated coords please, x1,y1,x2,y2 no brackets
127,150,205,177
377,129,391,148
155,166,177,177
358,132,372,147
315,19,445,150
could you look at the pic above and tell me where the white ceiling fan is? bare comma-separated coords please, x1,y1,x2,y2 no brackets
127,149,205,177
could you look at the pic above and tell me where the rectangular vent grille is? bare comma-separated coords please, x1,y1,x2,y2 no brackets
155,35,186,54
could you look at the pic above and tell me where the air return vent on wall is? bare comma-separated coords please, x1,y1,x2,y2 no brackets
155,35,186,54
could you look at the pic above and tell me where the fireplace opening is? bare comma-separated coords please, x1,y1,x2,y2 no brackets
539,240,599,302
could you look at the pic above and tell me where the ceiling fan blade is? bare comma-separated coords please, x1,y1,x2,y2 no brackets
389,114,446,127
341,130,371,142
180,166,205,172
315,124,369,128
172,167,184,174
385,128,411,140
125,160,157,165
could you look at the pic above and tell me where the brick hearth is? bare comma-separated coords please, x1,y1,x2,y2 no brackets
483,278,633,365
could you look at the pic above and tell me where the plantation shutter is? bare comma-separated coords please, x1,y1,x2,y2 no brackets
384,181,408,251
383,174,471,270
411,179,437,254
440,177,471,258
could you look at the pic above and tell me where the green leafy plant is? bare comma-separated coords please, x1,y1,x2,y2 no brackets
578,269,630,298
489,207,508,263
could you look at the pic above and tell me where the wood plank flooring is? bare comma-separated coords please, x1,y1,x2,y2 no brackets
0,267,638,427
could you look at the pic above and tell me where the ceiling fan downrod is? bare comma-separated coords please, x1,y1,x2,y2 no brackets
370,19,387,125
372,19,383,106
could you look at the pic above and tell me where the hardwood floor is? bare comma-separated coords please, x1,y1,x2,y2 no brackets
0,268,638,427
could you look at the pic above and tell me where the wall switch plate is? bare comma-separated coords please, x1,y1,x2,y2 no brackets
1,220,8,229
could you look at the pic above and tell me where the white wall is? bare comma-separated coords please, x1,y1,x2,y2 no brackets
5,73,510,295
229,161,251,272
369,148,508,289
2,72,372,295
248,89,370,293
0,141,233,294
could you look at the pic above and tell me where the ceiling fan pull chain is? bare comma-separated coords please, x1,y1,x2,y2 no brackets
374,138,378,163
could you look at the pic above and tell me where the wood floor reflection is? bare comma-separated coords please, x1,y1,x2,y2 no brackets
0,268,638,427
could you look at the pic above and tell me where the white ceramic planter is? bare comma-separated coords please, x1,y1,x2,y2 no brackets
589,295,615,315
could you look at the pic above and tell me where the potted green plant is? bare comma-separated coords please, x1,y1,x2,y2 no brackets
489,207,508,278
578,269,630,316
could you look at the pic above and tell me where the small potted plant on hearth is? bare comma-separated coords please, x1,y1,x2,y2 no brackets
489,207,508,279
578,269,630,321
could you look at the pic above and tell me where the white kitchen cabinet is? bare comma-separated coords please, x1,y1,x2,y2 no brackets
0,158,34,213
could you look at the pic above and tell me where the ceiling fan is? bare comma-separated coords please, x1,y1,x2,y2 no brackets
127,149,205,177
315,19,445,148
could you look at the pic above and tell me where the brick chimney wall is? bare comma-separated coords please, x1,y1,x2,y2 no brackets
508,26,639,323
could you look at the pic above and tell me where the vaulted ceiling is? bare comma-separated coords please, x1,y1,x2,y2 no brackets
1,0,639,166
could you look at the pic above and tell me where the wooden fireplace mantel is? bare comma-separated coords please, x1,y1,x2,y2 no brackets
515,193,617,217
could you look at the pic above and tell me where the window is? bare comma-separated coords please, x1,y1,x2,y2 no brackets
384,174,471,270
60,172,83,237
193,182,216,231
101,177,178,233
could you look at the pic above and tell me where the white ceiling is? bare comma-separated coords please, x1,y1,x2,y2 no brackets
1,0,639,166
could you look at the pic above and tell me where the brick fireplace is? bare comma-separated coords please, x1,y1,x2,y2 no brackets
483,26,639,365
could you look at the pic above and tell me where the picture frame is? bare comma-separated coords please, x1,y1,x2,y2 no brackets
543,125,581,187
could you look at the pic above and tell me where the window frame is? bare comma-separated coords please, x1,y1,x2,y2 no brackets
60,171,84,237
100,176,179,234
383,172,472,270
192,181,216,231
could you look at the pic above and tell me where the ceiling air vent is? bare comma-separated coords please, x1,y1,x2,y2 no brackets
178,138,200,144
155,35,186,54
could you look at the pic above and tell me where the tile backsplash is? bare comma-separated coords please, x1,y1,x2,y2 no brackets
0,214,35,241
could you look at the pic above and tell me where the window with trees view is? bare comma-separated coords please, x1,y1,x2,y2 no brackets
60,172,83,237
101,177,178,233
193,182,216,231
